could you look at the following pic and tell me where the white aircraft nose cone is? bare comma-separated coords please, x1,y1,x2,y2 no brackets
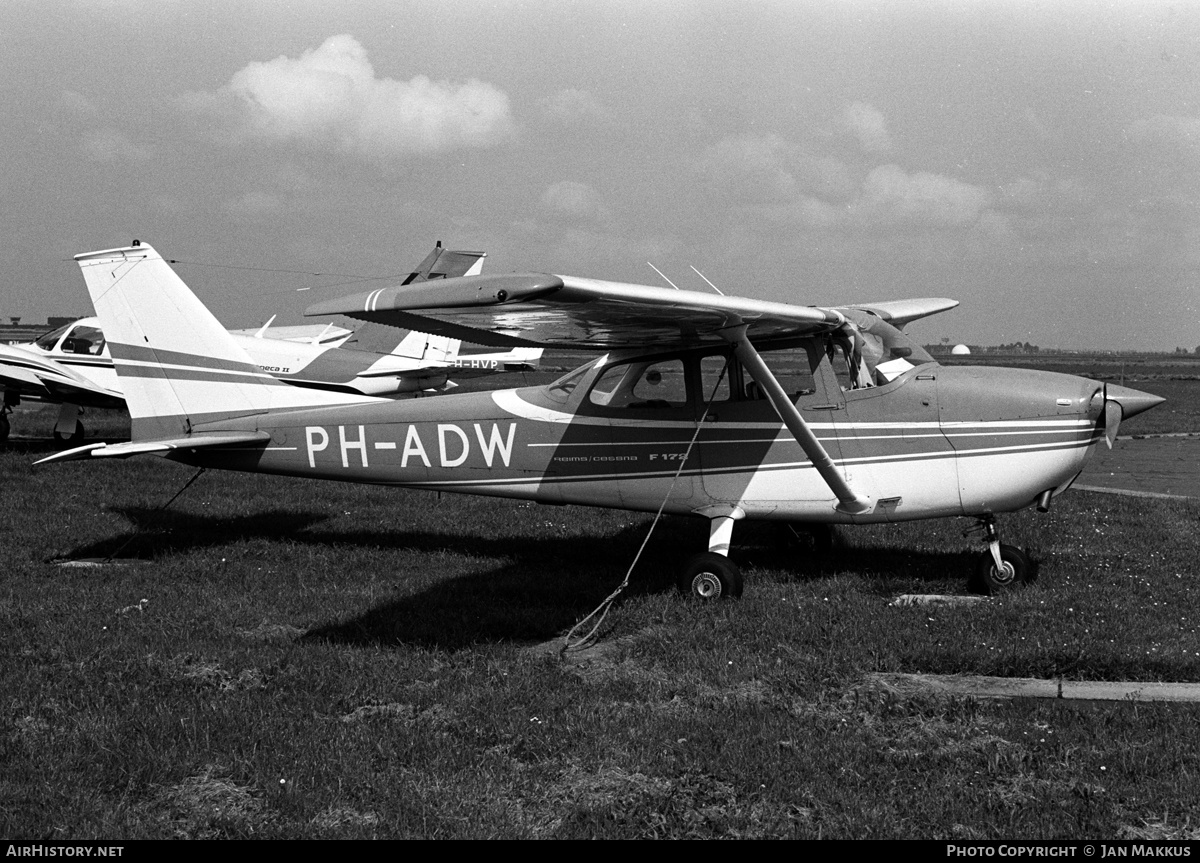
1104,384,1165,420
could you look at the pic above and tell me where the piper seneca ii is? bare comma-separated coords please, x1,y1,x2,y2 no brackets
0,243,539,441
39,241,1163,598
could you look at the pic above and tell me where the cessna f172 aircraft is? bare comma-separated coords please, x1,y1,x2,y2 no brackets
39,241,1163,598
0,243,540,441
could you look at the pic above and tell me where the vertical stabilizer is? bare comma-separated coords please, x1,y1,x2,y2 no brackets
423,335,461,364
338,242,488,356
390,330,432,360
75,242,379,439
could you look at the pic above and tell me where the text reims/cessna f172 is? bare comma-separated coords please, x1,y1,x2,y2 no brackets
40,242,1163,598
0,243,540,441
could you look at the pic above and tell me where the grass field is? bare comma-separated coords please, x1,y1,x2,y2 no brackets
3,355,1199,839
3,453,1200,838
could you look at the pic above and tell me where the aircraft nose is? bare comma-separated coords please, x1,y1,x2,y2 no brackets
1104,384,1165,420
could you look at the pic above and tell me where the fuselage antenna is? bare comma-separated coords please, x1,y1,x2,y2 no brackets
691,266,725,296
647,262,681,290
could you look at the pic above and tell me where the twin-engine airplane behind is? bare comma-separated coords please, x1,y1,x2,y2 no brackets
40,242,1163,597
0,243,540,441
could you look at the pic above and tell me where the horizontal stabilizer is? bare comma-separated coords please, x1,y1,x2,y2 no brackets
34,430,270,466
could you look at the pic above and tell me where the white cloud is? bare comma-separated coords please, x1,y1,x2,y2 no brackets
696,134,798,203
185,34,516,159
696,134,857,205
840,102,891,154
996,176,1098,214
853,164,991,226
754,164,993,232
698,130,989,231
540,181,610,223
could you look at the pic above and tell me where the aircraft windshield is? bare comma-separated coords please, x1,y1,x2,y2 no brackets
33,324,72,351
546,358,601,402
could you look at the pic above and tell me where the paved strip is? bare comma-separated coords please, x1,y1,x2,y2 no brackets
869,672,1200,703
1073,484,1192,501
1076,436,1200,499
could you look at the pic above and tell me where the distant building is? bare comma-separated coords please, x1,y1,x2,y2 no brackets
951,344,971,356
0,316,81,345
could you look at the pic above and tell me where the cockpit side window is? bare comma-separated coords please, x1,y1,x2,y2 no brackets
62,325,106,356
589,358,688,410
739,344,819,402
698,354,734,405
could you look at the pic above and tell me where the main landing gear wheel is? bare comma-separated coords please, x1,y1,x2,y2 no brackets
678,552,743,600
970,544,1034,595
52,421,85,446
0,412,9,442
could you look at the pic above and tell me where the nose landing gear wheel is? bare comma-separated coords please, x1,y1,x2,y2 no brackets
970,543,1033,595
678,552,743,600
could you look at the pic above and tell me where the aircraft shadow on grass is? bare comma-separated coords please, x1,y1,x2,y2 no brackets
59,505,976,650
58,507,337,560
302,543,976,651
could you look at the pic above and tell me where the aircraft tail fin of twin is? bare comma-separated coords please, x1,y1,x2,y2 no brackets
420,335,460,364
74,242,378,440
401,242,486,284
339,242,486,358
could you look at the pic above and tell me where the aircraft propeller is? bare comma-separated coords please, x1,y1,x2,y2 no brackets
1103,383,1122,449
1095,382,1165,449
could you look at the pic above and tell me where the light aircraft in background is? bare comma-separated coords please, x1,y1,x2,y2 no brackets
40,242,1163,598
0,243,540,441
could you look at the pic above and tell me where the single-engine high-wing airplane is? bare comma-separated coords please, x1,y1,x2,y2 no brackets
39,242,1163,598
0,243,541,441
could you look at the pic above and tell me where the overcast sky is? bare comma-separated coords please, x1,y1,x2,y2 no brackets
1,0,1197,350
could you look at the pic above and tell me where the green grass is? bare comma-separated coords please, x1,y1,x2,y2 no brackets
3,449,1200,838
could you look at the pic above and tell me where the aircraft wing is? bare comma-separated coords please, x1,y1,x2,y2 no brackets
0,345,124,408
847,298,959,330
305,274,848,349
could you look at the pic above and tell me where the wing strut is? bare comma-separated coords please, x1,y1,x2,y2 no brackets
720,325,871,515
